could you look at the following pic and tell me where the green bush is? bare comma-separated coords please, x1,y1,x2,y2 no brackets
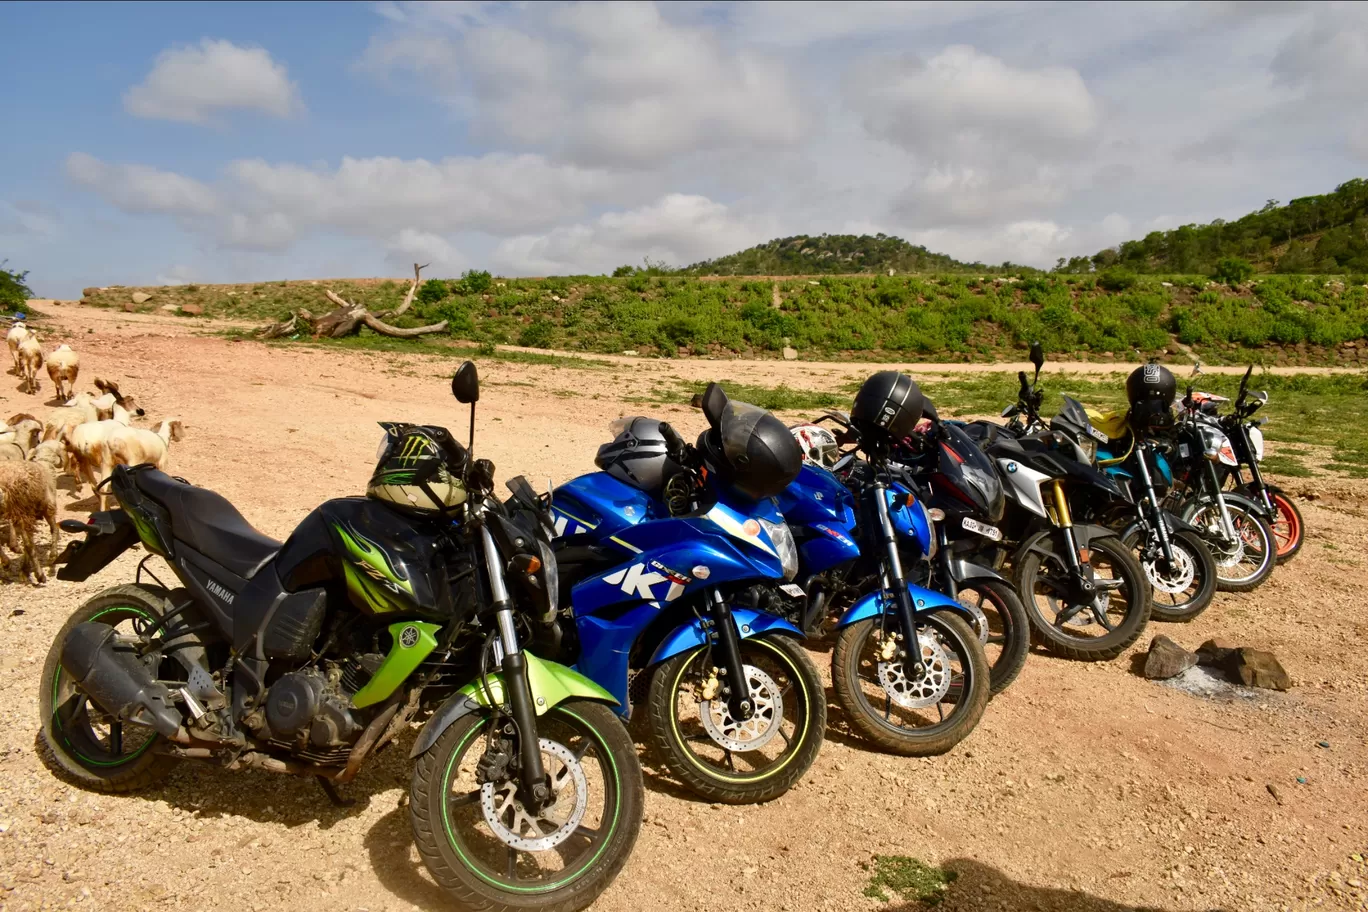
0,261,32,310
416,279,448,305
1212,257,1254,286
518,319,555,348
453,270,493,295
612,265,634,277
1097,269,1138,292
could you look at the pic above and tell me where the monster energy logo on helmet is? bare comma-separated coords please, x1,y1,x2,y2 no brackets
368,421,469,514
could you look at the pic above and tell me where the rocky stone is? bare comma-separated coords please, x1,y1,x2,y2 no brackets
160,304,180,313
1144,635,1197,679
81,287,100,299
782,346,798,361
1196,637,1238,666
131,292,151,305
1228,648,1291,690
122,302,137,313
181,303,204,316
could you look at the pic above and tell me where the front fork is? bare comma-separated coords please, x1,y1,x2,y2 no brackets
479,525,551,812
1237,424,1278,518
704,590,755,720
1134,443,1178,567
1201,462,1240,545
873,482,925,676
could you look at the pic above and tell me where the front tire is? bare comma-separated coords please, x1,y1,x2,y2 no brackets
38,584,181,793
1122,528,1218,623
410,699,643,912
831,609,989,756
644,634,824,804
1185,500,1276,593
1015,535,1151,661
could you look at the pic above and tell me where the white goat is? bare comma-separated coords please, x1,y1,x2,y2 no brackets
43,392,117,444
62,404,135,509
108,418,185,473
45,344,79,400
6,322,28,371
0,460,59,584
18,334,43,394
0,418,43,461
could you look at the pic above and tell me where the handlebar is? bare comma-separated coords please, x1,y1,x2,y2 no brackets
659,421,686,461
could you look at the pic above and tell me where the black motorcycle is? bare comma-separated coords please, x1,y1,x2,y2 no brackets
1195,365,1304,564
42,363,643,912
967,345,1152,662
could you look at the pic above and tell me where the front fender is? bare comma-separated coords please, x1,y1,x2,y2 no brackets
835,583,975,629
1012,523,1116,566
944,558,1007,585
410,652,617,759
648,609,803,666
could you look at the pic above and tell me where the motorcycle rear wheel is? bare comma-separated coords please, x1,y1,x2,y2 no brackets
948,578,1029,695
831,610,989,756
38,584,181,793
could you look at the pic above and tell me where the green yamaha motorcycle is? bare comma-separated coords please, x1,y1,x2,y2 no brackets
39,362,642,912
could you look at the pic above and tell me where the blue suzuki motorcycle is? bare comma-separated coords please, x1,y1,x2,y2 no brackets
774,441,991,756
522,384,825,805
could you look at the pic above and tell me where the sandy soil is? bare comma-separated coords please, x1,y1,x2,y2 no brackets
1,303,1365,912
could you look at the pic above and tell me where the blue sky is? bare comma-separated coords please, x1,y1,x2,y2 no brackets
4,1,1367,298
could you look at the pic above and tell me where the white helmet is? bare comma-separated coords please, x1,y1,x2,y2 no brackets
789,423,840,468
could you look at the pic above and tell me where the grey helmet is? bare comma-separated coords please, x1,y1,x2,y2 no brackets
595,417,680,492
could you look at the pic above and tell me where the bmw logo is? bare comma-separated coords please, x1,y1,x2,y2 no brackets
1006,462,1019,474
399,625,420,648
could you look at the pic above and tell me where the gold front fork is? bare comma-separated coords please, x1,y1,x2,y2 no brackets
1051,479,1073,528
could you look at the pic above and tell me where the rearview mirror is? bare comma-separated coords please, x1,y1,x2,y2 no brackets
451,361,480,404
1029,341,1044,373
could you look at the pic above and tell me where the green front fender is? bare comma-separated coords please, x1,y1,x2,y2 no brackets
409,652,617,759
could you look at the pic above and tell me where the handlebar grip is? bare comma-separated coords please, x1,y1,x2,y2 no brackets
659,421,686,459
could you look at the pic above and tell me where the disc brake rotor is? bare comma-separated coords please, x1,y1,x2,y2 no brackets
1198,510,1245,568
1144,544,1195,594
480,738,588,852
959,597,990,644
877,630,952,708
698,664,784,752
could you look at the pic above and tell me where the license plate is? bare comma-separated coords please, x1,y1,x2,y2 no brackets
962,517,1002,541
1088,425,1108,443
779,583,806,598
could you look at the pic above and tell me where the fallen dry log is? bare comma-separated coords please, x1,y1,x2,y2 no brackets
254,270,446,340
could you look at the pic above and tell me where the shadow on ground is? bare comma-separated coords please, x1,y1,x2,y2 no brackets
892,858,1231,912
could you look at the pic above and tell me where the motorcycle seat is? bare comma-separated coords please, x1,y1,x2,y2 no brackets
134,469,281,578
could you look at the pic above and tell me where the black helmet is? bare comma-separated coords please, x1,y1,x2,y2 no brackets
696,383,802,500
1126,363,1176,434
851,371,925,440
368,422,469,514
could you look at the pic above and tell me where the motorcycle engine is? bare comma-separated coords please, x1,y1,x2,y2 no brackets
263,668,362,758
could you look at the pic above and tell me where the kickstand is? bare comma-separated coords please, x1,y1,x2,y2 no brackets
317,777,356,808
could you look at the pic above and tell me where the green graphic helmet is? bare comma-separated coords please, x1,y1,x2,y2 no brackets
368,422,469,515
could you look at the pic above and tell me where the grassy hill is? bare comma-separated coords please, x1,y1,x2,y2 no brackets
1062,178,1368,276
680,234,1020,276
77,272,1368,366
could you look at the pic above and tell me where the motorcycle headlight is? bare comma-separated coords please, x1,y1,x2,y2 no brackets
759,518,799,581
1248,425,1265,462
1078,436,1098,464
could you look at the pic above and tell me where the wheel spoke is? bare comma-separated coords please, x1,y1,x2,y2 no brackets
505,847,518,880
109,722,122,756
449,789,481,807
573,824,600,840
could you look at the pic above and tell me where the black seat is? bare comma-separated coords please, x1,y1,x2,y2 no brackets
134,470,281,578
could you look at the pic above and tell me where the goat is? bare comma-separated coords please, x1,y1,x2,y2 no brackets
45,344,79,400
108,418,184,473
0,460,59,584
28,439,65,476
18,334,43,394
0,418,43,461
62,404,135,509
43,392,117,444
92,378,144,418
6,322,28,371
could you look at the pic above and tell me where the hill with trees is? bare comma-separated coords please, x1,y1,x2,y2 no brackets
678,233,1027,276
1057,178,1368,276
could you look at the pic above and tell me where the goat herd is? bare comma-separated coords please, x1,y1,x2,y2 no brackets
2,318,183,585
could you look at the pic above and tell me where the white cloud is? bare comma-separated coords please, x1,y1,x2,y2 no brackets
493,194,775,274
384,229,466,274
908,220,1072,267
66,153,218,216
0,200,59,239
848,45,1098,158
154,265,197,286
363,1,804,167
123,39,303,125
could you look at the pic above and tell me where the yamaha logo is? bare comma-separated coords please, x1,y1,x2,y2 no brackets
399,625,420,648
205,578,235,605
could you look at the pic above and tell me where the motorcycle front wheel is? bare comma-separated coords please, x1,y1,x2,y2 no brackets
1185,499,1276,592
947,578,1030,695
1121,528,1219,623
410,700,643,912
1015,535,1152,661
644,634,825,804
831,609,989,756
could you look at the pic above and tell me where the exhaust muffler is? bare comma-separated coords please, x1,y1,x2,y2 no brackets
59,623,183,739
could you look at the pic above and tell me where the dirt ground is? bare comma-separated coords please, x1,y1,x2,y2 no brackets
1,304,1365,912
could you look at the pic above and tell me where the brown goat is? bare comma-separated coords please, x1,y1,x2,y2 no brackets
0,460,59,584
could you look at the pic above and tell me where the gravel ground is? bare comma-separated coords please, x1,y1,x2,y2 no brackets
1,304,1365,912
